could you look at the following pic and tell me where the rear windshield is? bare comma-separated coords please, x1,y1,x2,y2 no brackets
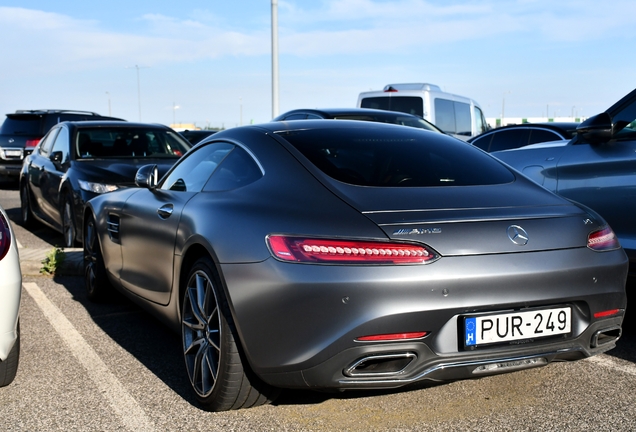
360,96,424,118
0,116,42,135
76,127,191,159
277,126,514,187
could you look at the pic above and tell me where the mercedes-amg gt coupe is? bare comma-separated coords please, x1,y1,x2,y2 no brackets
83,120,628,411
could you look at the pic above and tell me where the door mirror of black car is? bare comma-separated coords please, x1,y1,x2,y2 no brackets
50,151,64,164
576,112,613,144
135,164,159,189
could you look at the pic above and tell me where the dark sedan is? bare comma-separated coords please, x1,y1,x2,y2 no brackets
492,88,636,276
179,129,218,145
273,107,443,133
84,120,627,411
468,122,579,152
20,121,191,247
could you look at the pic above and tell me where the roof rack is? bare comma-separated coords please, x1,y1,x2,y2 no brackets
14,109,103,116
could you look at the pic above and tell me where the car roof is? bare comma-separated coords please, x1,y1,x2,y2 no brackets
64,121,169,129
274,107,424,120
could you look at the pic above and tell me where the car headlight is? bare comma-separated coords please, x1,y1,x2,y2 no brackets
78,180,119,194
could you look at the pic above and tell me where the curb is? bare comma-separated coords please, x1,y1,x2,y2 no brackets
18,247,84,277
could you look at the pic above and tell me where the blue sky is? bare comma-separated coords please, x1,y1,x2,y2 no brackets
1,0,635,129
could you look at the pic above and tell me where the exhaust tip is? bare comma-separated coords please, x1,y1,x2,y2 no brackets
591,326,621,348
344,352,416,377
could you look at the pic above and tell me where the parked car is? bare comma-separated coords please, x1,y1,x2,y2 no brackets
83,120,627,411
0,110,124,179
273,108,443,133
357,83,489,139
20,121,191,247
0,204,21,387
180,129,218,145
469,122,580,152
492,88,636,276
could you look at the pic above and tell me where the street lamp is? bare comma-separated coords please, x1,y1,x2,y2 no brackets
105,91,111,116
126,65,149,121
172,103,180,127
271,0,279,118
501,91,510,126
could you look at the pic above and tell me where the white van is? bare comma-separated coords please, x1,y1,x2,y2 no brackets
357,83,489,140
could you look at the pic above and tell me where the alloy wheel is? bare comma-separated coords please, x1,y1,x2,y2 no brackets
182,270,222,398
62,197,75,247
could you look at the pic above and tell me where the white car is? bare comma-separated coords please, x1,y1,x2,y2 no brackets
0,204,21,387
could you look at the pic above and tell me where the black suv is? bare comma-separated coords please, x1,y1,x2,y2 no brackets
0,110,124,178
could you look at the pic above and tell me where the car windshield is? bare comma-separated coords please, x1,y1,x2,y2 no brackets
277,126,514,187
75,127,191,159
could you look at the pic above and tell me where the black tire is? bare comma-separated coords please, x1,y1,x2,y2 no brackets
181,257,279,411
84,214,112,302
0,321,20,387
62,193,76,248
20,184,34,227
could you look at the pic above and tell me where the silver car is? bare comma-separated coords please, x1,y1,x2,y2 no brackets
84,120,628,411
0,204,21,387
492,88,636,277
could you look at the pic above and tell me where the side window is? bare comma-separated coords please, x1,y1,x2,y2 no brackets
282,114,308,120
160,142,234,192
454,102,472,137
38,127,61,157
528,129,560,145
204,147,263,192
473,106,488,135
489,129,528,152
470,134,493,151
50,127,70,163
434,99,456,134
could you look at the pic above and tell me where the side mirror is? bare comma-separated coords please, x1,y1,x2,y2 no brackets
135,164,158,189
50,151,64,163
576,113,613,143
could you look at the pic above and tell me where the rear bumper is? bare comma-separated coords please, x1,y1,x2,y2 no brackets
222,246,628,390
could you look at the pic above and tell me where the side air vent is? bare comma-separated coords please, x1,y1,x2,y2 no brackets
107,214,120,241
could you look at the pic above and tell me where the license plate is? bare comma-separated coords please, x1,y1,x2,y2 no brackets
4,150,22,157
464,307,571,347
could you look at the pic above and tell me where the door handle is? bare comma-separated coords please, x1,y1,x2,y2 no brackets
157,204,174,219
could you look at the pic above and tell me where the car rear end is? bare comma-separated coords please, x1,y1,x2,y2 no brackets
224,121,628,390
0,113,43,177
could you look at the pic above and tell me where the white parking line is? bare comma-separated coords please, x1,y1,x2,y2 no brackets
586,354,636,377
22,282,156,432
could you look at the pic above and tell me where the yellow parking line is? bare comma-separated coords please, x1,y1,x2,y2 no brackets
22,282,155,432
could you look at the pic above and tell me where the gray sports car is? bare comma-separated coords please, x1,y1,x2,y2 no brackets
492,88,636,276
83,120,628,412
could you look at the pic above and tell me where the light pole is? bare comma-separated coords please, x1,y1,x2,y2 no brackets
105,91,111,116
126,65,149,121
271,0,279,118
172,103,180,127
501,91,510,126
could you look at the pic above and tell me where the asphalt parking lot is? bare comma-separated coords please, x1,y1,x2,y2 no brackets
1,178,636,431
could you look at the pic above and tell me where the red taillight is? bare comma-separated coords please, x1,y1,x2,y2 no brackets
594,309,620,319
267,235,438,264
356,332,428,342
0,213,12,261
25,138,41,149
587,226,620,251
